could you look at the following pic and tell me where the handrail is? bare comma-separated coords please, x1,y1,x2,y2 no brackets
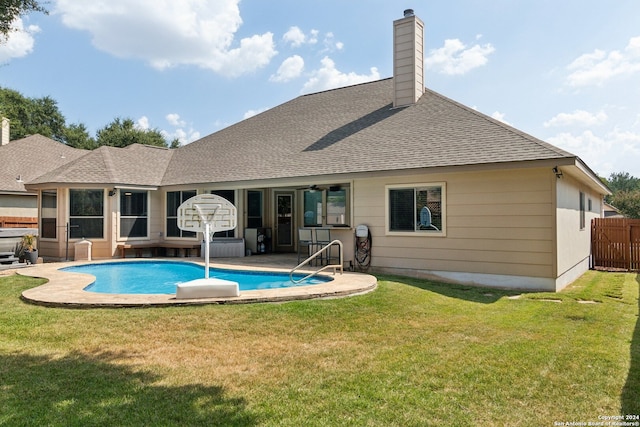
289,239,343,284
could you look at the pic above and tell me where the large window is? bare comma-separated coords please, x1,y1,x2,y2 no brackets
387,183,445,234
40,190,57,239
120,190,148,238
303,186,349,227
247,190,263,228
69,189,104,239
303,190,323,226
166,190,197,238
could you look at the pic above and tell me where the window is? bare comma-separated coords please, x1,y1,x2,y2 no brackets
69,189,104,239
40,190,57,239
247,190,263,228
120,190,148,238
326,189,347,225
580,191,586,230
166,190,197,238
303,190,323,226
302,185,349,227
211,190,235,238
387,183,445,234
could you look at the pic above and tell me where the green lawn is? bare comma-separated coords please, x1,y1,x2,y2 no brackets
0,270,638,426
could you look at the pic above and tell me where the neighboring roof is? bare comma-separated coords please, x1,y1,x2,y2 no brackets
28,143,174,187
162,78,578,186
0,135,86,193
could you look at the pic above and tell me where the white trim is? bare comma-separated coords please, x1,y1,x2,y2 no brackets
114,185,158,191
117,189,150,241
385,182,447,237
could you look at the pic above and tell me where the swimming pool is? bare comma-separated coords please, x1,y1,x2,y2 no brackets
62,261,332,295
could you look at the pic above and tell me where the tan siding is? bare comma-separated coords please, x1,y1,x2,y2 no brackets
353,168,555,281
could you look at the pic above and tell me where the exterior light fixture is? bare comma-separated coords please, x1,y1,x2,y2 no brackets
553,167,563,179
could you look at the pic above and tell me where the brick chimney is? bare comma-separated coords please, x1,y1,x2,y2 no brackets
393,9,425,108
1,117,9,145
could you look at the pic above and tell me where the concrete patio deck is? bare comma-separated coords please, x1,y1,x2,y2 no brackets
13,254,377,308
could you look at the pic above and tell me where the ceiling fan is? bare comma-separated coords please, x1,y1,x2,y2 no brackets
296,184,342,192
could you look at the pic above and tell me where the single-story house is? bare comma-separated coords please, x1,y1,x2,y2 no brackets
22,10,609,291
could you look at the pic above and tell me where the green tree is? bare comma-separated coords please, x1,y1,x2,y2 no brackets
0,0,47,42
607,172,640,193
610,191,640,219
0,87,66,141
605,172,640,219
96,117,170,148
1,87,178,149
64,123,97,150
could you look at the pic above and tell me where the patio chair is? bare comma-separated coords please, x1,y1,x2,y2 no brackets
297,228,314,264
314,228,334,266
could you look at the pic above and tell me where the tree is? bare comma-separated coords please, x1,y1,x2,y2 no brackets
606,172,640,194
0,87,66,142
606,172,640,219
64,123,97,150
0,0,47,43
610,191,640,219
1,87,178,149
96,118,170,148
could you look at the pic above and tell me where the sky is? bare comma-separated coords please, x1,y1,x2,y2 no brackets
0,0,639,178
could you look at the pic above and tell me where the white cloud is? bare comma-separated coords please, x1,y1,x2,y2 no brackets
135,116,150,130
547,128,640,176
162,114,200,145
283,26,306,47
301,56,380,93
544,110,608,128
308,30,319,45
491,111,511,126
426,38,495,75
282,26,322,49
321,32,343,54
270,55,304,83
166,113,186,127
0,18,40,63
55,0,277,77
243,107,268,120
161,128,200,146
566,36,640,87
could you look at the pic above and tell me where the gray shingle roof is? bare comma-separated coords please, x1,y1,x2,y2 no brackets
0,135,86,193
28,143,174,187
161,78,576,186
20,78,580,190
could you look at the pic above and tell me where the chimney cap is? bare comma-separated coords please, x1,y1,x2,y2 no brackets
403,9,415,17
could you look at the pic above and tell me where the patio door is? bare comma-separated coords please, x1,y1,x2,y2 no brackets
274,192,295,252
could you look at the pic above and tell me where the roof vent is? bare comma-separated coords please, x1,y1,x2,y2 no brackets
404,9,414,17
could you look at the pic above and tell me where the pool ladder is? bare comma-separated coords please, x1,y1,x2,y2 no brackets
289,240,343,284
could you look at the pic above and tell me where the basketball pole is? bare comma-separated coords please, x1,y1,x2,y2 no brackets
204,222,210,279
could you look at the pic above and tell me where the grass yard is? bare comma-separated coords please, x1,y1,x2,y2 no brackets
0,270,638,426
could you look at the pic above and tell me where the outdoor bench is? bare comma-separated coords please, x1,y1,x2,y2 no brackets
117,242,201,258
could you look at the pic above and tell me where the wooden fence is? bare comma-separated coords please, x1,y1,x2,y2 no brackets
0,217,38,228
591,218,640,271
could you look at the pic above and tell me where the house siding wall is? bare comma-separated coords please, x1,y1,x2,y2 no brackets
555,173,603,290
353,168,556,289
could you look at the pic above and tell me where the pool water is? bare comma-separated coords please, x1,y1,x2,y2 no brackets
62,261,331,295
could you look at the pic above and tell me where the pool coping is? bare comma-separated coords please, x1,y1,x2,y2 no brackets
18,258,378,308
